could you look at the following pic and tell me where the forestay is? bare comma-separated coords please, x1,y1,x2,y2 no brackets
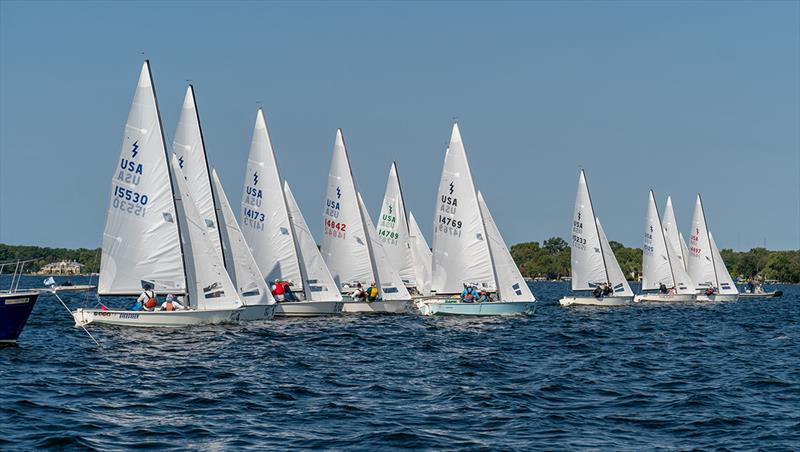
211,170,273,307
358,193,411,300
377,163,416,286
477,192,534,302
240,109,303,289
171,85,223,263
99,61,185,295
431,124,494,294
321,130,373,287
171,156,241,311
408,212,432,296
569,170,607,291
283,182,343,302
596,218,634,297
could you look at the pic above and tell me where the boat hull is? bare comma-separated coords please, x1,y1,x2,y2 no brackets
273,301,343,317
341,299,411,313
634,293,697,303
72,307,245,328
239,304,276,321
696,294,740,302
417,299,534,316
0,292,40,343
559,296,634,306
739,292,781,299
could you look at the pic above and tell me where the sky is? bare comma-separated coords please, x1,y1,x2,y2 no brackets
1,1,798,251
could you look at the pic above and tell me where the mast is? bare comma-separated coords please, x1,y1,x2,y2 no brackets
393,161,411,236
698,194,720,288
190,84,227,269
150,60,191,303
583,170,610,285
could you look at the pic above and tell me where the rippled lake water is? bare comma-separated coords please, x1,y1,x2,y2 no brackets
2,276,799,450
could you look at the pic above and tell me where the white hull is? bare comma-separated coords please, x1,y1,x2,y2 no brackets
239,304,276,321
696,293,739,302
72,307,244,328
416,298,534,316
273,301,343,317
559,296,634,307
341,299,411,313
634,293,697,303
739,292,780,299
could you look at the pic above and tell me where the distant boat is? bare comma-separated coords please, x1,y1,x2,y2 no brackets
321,129,411,313
239,109,342,316
376,162,432,296
559,170,634,306
635,190,697,302
0,260,41,344
686,195,739,302
75,61,244,327
418,124,535,316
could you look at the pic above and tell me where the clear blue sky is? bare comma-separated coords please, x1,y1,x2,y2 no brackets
1,1,798,251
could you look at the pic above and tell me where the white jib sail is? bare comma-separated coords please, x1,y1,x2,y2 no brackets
687,195,718,290
679,232,690,272
596,218,634,297
99,61,185,295
240,109,303,289
408,212,433,296
477,192,534,302
211,169,274,306
358,193,412,300
642,191,675,290
171,155,241,311
662,196,689,272
283,181,343,302
431,124,494,293
709,233,738,295
321,129,374,288
569,170,607,291
377,162,417,286
171,85,223,263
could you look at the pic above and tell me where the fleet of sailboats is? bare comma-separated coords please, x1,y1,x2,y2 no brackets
75,60,747,328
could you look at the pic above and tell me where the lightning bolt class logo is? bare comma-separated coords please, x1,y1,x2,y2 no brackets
577,211,581,221
253,172,259,185
178,155,184,168
131,141,139,158
449,182,454,195
336,186,341,199
649,225,653,233
388,205,393,214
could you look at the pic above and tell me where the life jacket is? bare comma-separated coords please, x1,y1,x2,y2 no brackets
463,288,475,300
272,282,286,296
165,301,174,312
143,290,157,309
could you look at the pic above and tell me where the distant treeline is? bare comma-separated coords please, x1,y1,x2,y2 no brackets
1,241,799,283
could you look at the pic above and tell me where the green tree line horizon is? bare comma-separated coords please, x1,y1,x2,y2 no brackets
1,240,798,283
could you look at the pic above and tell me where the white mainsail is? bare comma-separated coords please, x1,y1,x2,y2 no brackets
321,129,373,287
99,61,185,295
642,191,694,294
283,182,343,302
358,193,412,300
240,109,303,288
569,170,607,291
709,233,738,295
211,170,273,307
596,218,634,297
408,212,432,296
376,162,417,286
687,195,718,290
477,192,534,301
662,196,689,272
171,85,223,263
171,156,241,311
431,124,494,293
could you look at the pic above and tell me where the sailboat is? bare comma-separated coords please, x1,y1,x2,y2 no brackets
662,196,691,273
76,61,244,327
559,170,634,306
635,190,697,302
687,195,739,302
240,110,342,316
376,162,431,296
172,85,274,320
321,130,412,313
417,124,535,316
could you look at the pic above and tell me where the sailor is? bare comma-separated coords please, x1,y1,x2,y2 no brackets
159,294,186,311
366,282,379,302
602,283,613,296
592,285,603,298
659,283,668,294
668,286,676,295
282,280,297,302
746,280,755,293
705,287,716,296
352,283,367,302
476,289,492,303
461,285,477,303
135,284,157,311
271,279,286,302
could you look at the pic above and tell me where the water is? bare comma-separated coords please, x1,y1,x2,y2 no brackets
2,276,799,450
